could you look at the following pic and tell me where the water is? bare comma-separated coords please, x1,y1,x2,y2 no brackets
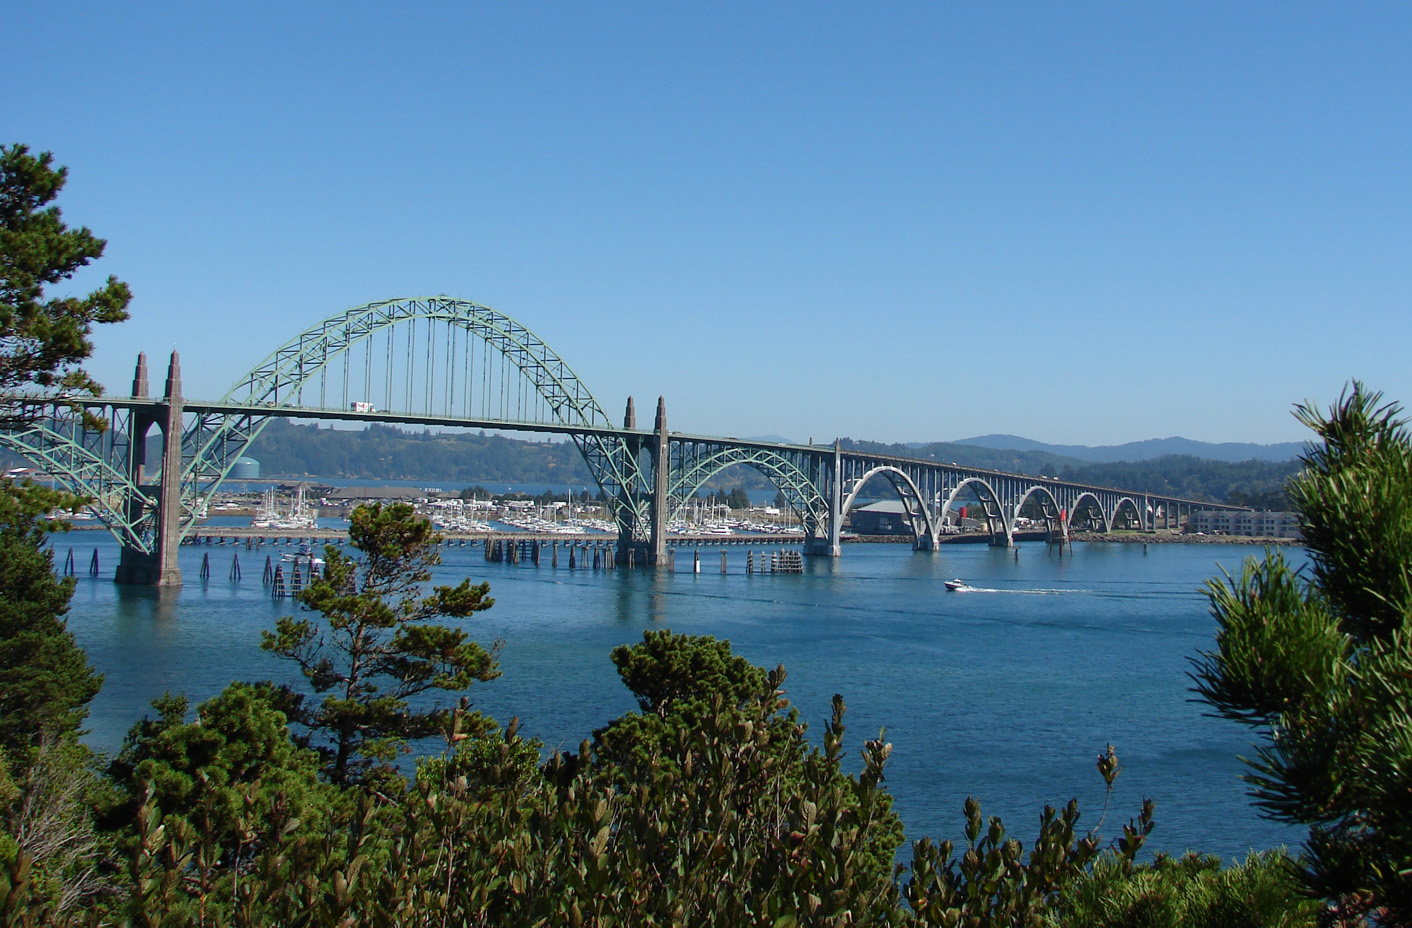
57,531,1303,862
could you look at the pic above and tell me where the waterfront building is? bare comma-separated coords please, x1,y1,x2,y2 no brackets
1188,509,1302,539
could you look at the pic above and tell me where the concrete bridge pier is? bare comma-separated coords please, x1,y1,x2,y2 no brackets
806,440,845,557
649,396,669,568
114,351,184,587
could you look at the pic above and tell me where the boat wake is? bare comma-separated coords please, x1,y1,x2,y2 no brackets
950,586,1090,595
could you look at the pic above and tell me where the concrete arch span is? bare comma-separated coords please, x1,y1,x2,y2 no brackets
841,465,938,549
938,476,1011,546
1014,485,1064,540
1112,497,1145,531
668,446,828,539
1067,492,1109,532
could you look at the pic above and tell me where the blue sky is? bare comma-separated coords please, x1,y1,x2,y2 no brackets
6,3,1409,445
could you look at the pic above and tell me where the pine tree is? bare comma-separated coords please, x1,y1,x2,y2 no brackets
0,482,102,769
262,502,498,786
1,144,130,426
1192,382,1412,925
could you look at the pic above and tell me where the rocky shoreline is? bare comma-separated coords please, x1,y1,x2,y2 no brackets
847,531,1302,546
1067,530,1302,546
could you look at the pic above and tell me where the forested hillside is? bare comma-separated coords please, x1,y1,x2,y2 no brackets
239,420,596,483
841,438,1298,506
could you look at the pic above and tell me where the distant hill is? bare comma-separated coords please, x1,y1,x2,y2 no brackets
840,438,1091,475
953,434,1304,464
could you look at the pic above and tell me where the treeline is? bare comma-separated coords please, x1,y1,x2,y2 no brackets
1056,456,1299,509
244,419,596,483
842,439,1300,506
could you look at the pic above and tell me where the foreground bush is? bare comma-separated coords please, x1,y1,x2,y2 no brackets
1051,850,1320,928
1,628,1334,927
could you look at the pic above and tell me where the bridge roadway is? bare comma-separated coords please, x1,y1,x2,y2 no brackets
86,392,1236,554
0,295,1251,586
181,527,804,546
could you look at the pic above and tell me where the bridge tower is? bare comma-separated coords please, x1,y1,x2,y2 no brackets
113,351,184,587
650,396,670,567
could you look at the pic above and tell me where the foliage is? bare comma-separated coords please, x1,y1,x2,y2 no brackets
1050,850,1320,928
262,502,499,786
1191,382,1412,925
248,418,597,482
0,143,130,425
699,486,754,510
0,737,112,922
413,708,544,799
904,745,1155,927
584,630,907,905
105,683,332,870
1060,455,1299,508
77,632,910,926
0,480,101,770
6,620,1331,928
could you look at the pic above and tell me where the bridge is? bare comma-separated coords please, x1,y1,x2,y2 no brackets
0,296,1247,585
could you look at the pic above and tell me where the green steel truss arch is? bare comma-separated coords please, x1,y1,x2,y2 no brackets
667,443,829,539
186,297,651,540
0,406,156,550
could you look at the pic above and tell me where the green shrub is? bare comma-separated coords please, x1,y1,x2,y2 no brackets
1050,850,1321,928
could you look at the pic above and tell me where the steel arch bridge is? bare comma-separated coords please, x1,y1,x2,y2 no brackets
187,296,653,542
0,295,1249,584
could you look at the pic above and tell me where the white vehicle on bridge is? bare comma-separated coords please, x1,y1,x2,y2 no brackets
350,401,376,413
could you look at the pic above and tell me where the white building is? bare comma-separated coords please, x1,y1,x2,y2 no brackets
1189,510,1302,539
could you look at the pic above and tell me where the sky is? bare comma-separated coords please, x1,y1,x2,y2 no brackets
5,2,1410,446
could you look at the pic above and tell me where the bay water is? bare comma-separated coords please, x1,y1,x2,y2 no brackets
59,530,1303,862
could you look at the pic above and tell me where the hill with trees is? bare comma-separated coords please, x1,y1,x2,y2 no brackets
230,419,597,484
